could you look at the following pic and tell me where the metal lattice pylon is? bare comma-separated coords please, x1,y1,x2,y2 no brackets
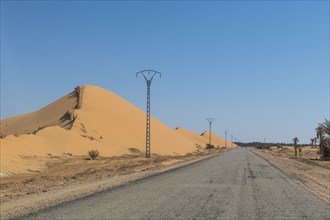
224,130,229,148
137,70,162,158
206,118,215,146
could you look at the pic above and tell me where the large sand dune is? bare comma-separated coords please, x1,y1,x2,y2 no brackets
0,85,234,174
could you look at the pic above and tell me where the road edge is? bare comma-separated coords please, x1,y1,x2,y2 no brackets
248,148,330,204
2,150,229,219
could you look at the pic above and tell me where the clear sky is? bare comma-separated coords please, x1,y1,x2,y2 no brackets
1,1,329,144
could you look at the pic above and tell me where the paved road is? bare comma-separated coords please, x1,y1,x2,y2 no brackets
21,148,329,219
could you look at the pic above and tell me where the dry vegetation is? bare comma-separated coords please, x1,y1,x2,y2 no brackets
250,146,330,203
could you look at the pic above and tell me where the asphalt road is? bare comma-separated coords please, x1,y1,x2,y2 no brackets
21,148,329,219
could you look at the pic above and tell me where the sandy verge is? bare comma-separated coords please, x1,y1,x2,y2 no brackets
250,147,330,203
0,148,227,219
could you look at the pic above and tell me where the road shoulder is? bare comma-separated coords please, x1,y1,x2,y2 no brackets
249,147,330,204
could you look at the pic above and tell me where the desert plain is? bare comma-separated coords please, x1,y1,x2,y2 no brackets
1,86,329,219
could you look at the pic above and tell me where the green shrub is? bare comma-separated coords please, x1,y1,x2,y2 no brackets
88,149,99,160
206,144,215,149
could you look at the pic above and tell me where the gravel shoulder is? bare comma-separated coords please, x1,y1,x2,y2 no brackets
250,147,330,203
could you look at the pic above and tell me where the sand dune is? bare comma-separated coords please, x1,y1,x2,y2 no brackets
175,128,207,148
176,128,237,148
0,85,234,174
69,86,197,155
200,131,237,148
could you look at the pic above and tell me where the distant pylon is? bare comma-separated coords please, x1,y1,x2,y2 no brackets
206,118,215,146
224,130,229,147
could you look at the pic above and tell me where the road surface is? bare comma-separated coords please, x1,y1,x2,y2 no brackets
21,148,329,219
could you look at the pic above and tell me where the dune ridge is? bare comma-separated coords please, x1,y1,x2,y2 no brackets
0,86,85,137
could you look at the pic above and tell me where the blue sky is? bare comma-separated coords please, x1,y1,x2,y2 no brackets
1,1,329,144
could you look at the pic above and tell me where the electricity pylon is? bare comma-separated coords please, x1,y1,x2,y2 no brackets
137,70,162,158
206,118,215,146
224,130,229,147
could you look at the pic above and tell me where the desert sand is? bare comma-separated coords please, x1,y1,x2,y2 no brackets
0,85,235,175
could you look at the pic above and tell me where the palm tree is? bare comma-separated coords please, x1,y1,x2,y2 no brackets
316,125,324,140
320,119,330,136
316,125,324,153
313,137,318,148
310,138,315,148
293,137,299,157
293,137,299,146
316,119,330,157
